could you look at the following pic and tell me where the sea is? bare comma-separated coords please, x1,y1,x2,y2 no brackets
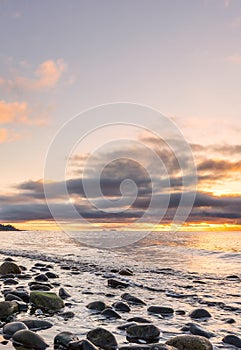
0,230,241,349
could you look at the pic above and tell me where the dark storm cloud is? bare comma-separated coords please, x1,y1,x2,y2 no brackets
1,139,241,224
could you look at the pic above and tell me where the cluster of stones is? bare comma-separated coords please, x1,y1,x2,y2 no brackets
0,259,241,350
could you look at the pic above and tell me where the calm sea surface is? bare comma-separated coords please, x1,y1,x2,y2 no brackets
0,230,241,275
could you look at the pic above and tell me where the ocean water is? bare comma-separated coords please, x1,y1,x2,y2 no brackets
0,230,241,349
0,230,241,275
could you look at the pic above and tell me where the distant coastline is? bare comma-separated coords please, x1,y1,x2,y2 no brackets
0,223,19,231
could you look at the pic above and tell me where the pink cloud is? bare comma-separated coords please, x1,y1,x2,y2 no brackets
0,59,67,92
0,128,21,143
0,100,48,126
225,54,241,64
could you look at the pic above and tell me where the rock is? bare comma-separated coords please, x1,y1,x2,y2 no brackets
101,307,121,319
35,274,48,282
118,323,137,330
45,271,58,278
5,290,29,302
87,301,106,311
5,293,23,302
30,291,64,311
176,310,186,315
126,324,160,342
59,311,75,320
54,331,79,347
0,262,21,275
189,323,215,338
12,329,48,350
128,317,151,323
0,301,18,318
59,287,71,299
223,335,241,348
108,279,129,288
189,309,211,319
15,301,28,312
119,346,150,350
223,318,235,324
21,319,53,330
30,284,51,291
3,321,28,337
68,339,98,350
87,327,117,350
148,306,174,315
113,301,130,312
166,335,213,350
121,293,146,305
3,278,18,285
150,346,178,350
119,269,133,276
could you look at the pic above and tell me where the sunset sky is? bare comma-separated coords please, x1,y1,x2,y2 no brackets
1,0,241,231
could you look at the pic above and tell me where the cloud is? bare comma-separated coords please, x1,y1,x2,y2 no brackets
225,54,241,64
0,100,47,126
0,59,67,92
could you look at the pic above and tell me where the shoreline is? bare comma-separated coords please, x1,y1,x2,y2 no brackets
0,251,240,349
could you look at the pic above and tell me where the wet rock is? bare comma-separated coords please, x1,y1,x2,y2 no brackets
121,293,146,305
3,321,28,338
35,274,48,282
223,335,241,348
59,287,71,299
0,262,21,275
119,269,133,276
54,331,79,348
21,319,53,330
126,324,160,342
223,318,235,324
30,284,51,291
108,279,129,289
148,306,174,315
5,290,29,303
30,291,64,311
128,317,152,323
13,329,48,350
87,327,117,350
118,323,137,330
3,278,18,285
5,293,23,302
150,346,178,350
119,346,150,350
87,301,106,311
45,271,58,278
175,310,186,315
166,335,212,350
15,300,28,312
0,301,18,318
101,307,121,319
189,323,215,338
189,309,211,319
68,339,98,350
113,301,130,312
59,311,75,320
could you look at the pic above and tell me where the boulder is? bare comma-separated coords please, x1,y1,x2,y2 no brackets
30,291,64,311
0,301,18,318
166,335,213,350
0,262,21,275
3,321,28,337
12,329,48,350
54,331,79,347
189,309,211,319
126,324,160,342
87,327,117,350
87,301,106,311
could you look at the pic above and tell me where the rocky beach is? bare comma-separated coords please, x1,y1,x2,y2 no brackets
0,242,241,350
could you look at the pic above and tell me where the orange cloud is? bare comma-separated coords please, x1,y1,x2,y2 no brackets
0,100,48,126
0,129,8,143
0,100,29,124
0,59,67,92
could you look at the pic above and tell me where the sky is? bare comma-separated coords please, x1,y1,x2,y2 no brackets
1,0,241,231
